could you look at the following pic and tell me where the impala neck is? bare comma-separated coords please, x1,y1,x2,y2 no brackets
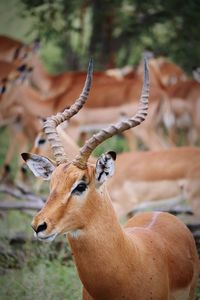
67,186,137,298
31,56,52,93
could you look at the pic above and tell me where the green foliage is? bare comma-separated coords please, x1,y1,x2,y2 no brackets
17,0,200,73
0,0,199,72
0,259,81,300
92,134,130,157
0,210,81,300
0,0,35,41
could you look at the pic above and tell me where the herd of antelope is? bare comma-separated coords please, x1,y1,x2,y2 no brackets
0,35,200,299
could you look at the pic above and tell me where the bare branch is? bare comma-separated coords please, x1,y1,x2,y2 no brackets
0,184,45,203
0,200,43,210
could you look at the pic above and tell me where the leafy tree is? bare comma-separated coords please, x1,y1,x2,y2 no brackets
21,0,200,73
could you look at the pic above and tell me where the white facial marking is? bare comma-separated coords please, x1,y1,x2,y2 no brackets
34,232,58,242
69,229,82,239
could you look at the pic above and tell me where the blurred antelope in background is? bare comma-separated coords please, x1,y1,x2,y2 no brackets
22,59,199,300
0,35,40,64
0,51,173,180
25,123,200,219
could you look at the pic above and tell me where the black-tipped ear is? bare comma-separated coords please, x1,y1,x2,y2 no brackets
95,152,116,187
21,153,56,180
21,152,30,162
107,151,117,161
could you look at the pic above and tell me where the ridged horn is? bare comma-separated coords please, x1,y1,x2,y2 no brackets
43,58,93,165
73,58,149,169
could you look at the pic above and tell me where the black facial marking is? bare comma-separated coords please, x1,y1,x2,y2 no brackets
13,47,21,60
98,171,104,181
104,156,108,162
44,172,49,178
17,64,27,72
1,86,6,94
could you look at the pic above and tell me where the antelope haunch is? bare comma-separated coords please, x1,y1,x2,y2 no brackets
22,59,199,300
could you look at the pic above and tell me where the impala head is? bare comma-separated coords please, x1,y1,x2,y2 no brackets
22,58,149,242
13,39,41,63
0,64,33,95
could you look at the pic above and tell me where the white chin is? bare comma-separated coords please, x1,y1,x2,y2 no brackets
34,232,57,242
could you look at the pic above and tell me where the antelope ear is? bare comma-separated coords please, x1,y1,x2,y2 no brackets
95,151,116,187
21,153,56,180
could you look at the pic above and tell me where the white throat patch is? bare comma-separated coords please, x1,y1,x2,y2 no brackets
69,229,83,239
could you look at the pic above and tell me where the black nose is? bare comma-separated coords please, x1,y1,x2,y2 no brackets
36,222,47,233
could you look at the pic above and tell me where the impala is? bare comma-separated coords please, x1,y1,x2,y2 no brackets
22,59,199,300
29,54,147,100
0,60,32,96
146,56,188,88
0,35,40,64
164,77,200,145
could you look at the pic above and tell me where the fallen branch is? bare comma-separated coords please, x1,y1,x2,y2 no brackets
127,194,193,217
0,200,43,210
0,184,45,203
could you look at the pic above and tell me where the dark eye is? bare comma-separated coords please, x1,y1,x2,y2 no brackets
72,182,87,195
38,138,46,145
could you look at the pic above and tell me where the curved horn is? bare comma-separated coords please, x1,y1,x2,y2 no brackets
73,58,149,169
43,58,93,165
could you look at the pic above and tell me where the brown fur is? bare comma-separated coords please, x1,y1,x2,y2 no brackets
0,35,23,63
31,163,199,300
108,147,200,216
0,35,35,64
185,163,200,218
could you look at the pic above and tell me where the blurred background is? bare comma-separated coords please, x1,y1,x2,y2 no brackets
0,0,200,299
1,0,200,72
